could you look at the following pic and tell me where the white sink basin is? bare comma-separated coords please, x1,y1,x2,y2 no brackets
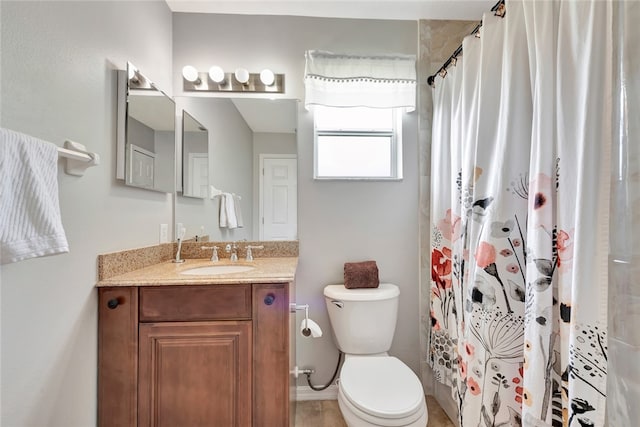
180,265,255,275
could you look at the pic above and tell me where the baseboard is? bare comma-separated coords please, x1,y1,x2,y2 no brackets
295,384,339,401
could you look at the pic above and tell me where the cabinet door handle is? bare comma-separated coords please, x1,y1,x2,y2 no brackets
264,293,276,306
107,298,119,309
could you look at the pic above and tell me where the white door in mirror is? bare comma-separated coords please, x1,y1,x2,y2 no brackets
261,157,297,240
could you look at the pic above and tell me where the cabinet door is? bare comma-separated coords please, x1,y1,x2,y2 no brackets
98,287,138,427
138,321,252,427
253,284,290,426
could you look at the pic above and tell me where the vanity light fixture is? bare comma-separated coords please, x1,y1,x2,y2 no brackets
234,68,250,85
182,65,201,84
208,65,225,83
259,69,275,86
127,62,153,90
128,65,139,83
182,65,285,93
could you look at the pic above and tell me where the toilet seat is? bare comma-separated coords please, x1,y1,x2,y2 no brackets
339,356,425,424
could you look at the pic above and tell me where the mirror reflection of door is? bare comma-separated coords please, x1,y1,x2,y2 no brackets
260,155,297,240
118,62,176,193
175,97,298,241
182,111,209,199
187,153,208,198
128,144,155,188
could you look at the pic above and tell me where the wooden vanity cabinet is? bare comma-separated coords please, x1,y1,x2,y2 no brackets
98,283,292,427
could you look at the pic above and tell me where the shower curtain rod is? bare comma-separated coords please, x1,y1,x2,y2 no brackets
426,0,505,87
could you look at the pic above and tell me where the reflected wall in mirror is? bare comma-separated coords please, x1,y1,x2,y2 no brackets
182,111,209,198
116,62,175,193
175,97,298,242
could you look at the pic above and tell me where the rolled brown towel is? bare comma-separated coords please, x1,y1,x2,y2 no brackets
344,261,379,289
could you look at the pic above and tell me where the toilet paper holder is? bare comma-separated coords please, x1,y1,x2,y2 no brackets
290,303,323,338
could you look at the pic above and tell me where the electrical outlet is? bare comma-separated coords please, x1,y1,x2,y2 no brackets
159,223,169,243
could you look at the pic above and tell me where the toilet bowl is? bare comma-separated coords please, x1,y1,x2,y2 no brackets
337,356,428,427
324,283,428,427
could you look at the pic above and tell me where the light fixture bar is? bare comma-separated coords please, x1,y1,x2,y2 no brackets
183,71,284,93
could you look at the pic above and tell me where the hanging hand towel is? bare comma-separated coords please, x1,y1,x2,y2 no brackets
0,128,69,264
224,193,238,229
219,193,228,227
233,194,244,228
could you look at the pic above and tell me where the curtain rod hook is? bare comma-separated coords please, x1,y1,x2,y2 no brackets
495,3,506,18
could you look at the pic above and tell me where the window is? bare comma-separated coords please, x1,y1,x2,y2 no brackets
313,106,403,180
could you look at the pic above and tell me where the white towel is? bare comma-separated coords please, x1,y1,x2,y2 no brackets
219,193,228,227
233,194,244,228
0,128,69,264
224,193,238,229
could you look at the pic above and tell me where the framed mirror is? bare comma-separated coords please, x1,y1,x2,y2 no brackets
116,62,175,193
181,111,209,198
174,97,298,242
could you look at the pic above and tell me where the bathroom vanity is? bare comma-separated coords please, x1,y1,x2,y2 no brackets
96,255,297,427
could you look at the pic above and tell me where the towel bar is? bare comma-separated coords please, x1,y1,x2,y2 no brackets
57,147,91,161
57,140,100,176
209,185,242,200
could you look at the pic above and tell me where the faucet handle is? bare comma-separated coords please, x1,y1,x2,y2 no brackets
225,243,238,261
245,245,264,261
201,245,219,262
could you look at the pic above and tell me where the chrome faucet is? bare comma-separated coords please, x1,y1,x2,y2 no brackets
225,242,238,262
245,245,264,261
172,238,185,263
201,245,219,262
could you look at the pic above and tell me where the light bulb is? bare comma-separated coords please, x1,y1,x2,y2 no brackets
208,65,225,83
234,68,250,84
259,69,275,86
182,65,200,83
128,65,138,81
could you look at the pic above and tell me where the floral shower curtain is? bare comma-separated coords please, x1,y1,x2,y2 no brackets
429,1,611,426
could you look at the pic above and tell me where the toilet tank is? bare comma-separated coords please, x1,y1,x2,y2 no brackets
324,283,400,355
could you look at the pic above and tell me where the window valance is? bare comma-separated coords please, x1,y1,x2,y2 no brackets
304,50,416,111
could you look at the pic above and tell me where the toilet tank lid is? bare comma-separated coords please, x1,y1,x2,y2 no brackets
324,283,399,301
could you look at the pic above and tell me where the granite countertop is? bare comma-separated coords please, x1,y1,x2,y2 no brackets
96,257,298,287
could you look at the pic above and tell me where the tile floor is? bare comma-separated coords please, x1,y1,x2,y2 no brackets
295,396,455,427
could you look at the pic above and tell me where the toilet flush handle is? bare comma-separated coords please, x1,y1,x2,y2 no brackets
331,300,344,309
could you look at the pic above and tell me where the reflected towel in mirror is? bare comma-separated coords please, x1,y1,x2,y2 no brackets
219,192,238,229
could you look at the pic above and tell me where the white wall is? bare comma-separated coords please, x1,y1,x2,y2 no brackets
173,13,420,385
175,97,254,241
0,1,173,425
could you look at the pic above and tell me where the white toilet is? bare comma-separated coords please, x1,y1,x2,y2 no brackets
324,283,428,427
